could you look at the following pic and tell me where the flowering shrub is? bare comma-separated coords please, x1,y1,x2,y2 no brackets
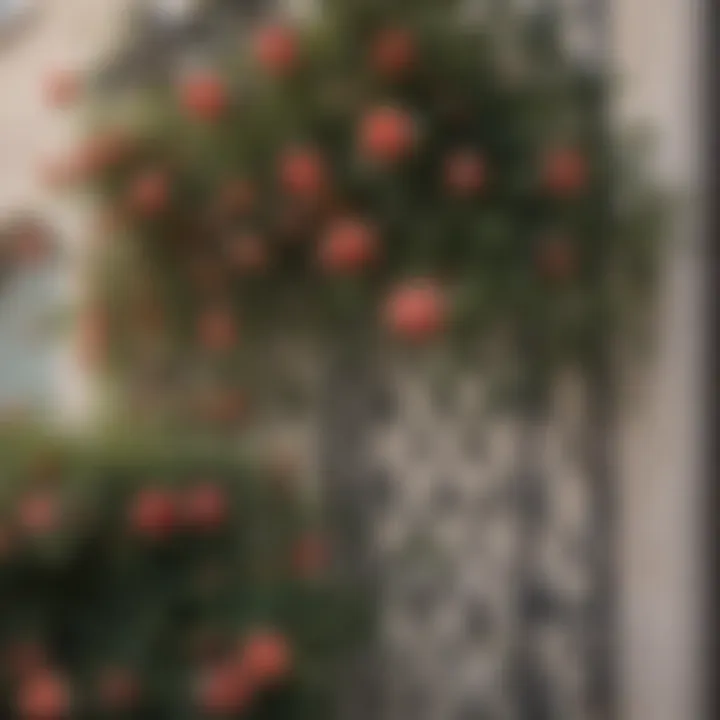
0,429,367,719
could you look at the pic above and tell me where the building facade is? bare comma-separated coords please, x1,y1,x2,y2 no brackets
0,1,705,718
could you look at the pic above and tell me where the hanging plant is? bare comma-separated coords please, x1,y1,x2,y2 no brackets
48,0,665,416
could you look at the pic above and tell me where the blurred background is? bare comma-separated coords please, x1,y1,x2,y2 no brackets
0,1,706,719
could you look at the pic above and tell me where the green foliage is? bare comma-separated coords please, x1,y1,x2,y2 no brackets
0,429,370,719
63,0,663,408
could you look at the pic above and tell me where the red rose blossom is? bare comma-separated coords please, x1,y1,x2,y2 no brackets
383,279,448,342
359,106,416,164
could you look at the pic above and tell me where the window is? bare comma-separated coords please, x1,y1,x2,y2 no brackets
146,0,199,25
0,214,59,414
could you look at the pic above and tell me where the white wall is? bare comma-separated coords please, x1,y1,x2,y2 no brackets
0,0,133,420
612,0,705,718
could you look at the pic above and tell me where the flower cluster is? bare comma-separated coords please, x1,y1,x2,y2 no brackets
44,5,660,414
0,434,361,719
